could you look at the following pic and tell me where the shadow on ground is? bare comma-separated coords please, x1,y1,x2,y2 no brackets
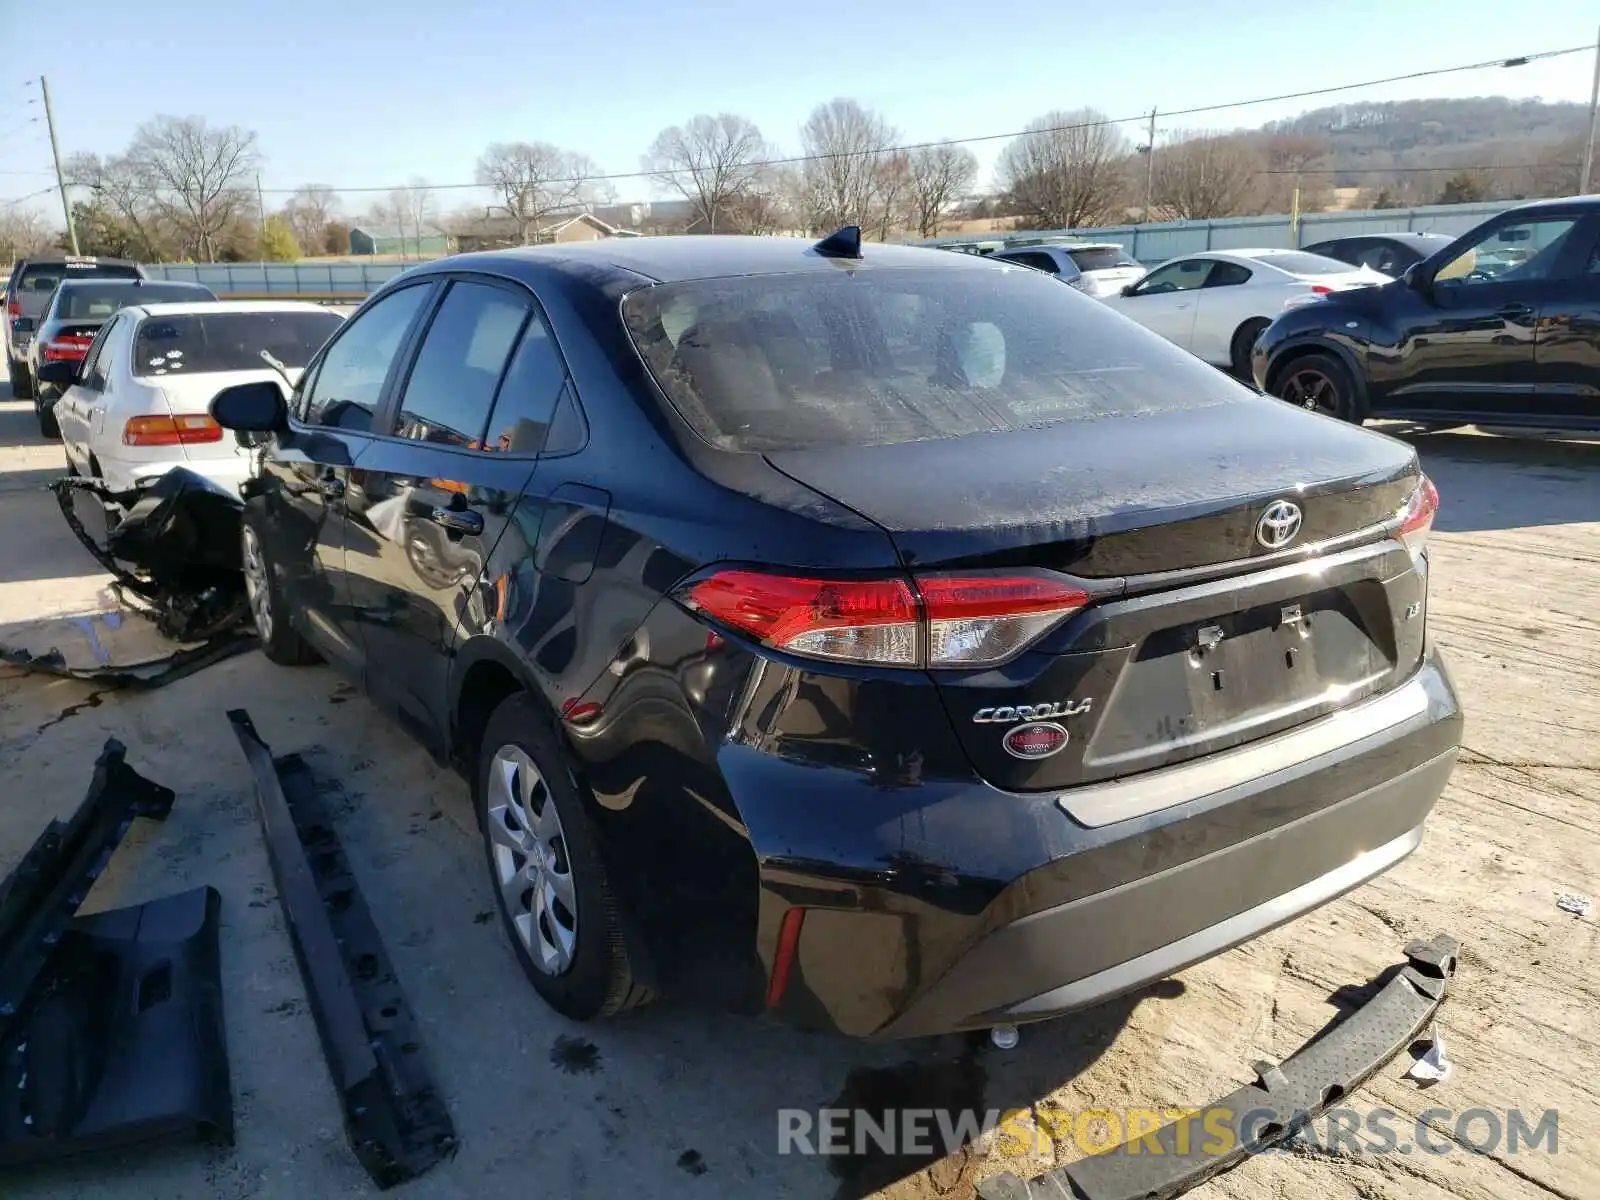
1393,427,1600,535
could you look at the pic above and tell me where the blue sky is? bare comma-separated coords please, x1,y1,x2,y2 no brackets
3,0,1597,217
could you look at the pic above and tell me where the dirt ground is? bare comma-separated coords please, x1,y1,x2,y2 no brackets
0,385,1595,1200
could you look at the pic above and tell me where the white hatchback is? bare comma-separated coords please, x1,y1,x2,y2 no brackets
50,301,344,494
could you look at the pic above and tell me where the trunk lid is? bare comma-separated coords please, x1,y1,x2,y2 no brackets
764,394,1418,573
155,368,299,462
767,397,1426,792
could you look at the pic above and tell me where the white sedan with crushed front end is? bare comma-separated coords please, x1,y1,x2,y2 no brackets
41,300,344,495
1099,249,1387,376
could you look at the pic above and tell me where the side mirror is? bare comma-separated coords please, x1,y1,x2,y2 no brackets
11,317,36,334
36,359,79,385
1401,263,1433,294
210,381,288,433
1120,283,1138,297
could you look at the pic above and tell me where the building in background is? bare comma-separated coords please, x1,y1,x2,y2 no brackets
348,223,452,256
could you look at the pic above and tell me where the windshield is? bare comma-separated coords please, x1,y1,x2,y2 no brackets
133,310,344,377
1251,252,1359,276
621,266,1246,453
56,283,212,321
1065,247,1140,271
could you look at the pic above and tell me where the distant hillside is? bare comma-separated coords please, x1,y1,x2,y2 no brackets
1257,97,1590,200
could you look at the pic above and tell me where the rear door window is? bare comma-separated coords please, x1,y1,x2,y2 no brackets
1202,262,1252,288
1065,247,1138,271
392,279,531,448
301,283,432,432
622,265,1246,452
997,251,1059,275
482,306,571,455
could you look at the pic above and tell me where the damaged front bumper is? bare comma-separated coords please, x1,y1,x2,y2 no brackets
977,935,1462,1200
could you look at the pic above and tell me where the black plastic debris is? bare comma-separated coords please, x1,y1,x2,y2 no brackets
52,469,251,644
977,935,1462,1200
0,740,233,1166
228,709,458,1188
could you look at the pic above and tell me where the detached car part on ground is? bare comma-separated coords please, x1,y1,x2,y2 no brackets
207,226,1464,1040
0,740,232,1167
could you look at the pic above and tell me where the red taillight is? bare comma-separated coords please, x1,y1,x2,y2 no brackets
1310,285,1333,295
6,301,19,319
682,569,1088,668
766,907,806,1008
41,335,93,362
1397,475,1439,559
122,414,224,447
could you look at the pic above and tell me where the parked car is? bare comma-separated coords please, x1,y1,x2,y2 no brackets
27,278,218,436
1302,233,1455,278
208,233,1460,1039
1101,249,1388,377
40,301,344,494
989,242,1146,298
1255,195,1600,430
4,255,145,399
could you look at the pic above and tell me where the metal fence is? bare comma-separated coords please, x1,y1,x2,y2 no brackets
138,260,424,299
919,199,1532,264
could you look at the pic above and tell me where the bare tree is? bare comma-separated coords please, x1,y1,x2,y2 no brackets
0,209,55,261
1152,132,1264,219
907,143,978,237
644,114,770,234
997,109,1129,230
727,165,801,235
124,117,259,261
474,142,605,244
1259,134,1331,212
63,152,171,259
283,183,341,254
798,98,897,233
391,178,439,257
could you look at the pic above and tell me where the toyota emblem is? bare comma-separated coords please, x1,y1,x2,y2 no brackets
1256,500,1304,550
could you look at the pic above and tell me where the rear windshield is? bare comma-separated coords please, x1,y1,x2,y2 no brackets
55,283,212,321
1065,247,1139,271
133,310,344,377
1251,252,1355,276
621,265,1244,452
19,262,140,294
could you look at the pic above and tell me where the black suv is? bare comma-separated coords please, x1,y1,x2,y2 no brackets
208,235,1461,1038
1256,196,1600,430
1301,233,1454,278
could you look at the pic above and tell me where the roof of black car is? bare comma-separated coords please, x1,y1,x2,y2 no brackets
433,235,996,284
54,278,208,289
15,255,140,267
1506,194,1600,217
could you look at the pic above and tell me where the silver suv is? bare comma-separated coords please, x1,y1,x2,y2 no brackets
5,255,145,398
989,242,1147,299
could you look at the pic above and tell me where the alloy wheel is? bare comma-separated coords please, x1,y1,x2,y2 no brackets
241,526,274,642
1281,368,1341,416
487,745,578,975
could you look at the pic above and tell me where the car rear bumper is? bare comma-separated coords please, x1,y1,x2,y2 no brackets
754,647,1461,1038
98,453,253,497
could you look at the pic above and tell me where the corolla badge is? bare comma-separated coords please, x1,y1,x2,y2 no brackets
1256,500,1304,550
972,698,1093,724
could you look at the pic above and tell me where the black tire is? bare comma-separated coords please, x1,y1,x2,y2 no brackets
476,691,652,1021
240,521,321,665
8,358,32,400
1230,319,1270,380
35,393,59,439
1271,351,1359,422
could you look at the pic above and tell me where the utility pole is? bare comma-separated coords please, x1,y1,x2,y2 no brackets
1144,108,1158,219
1583,24,1600,195
256,173,267,254
39,76,78,255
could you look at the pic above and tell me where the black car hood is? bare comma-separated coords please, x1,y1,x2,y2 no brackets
765,394,1418,573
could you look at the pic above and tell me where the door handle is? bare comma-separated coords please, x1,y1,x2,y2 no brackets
317,474,346,499
1496,302,1533,318
430,506,483,536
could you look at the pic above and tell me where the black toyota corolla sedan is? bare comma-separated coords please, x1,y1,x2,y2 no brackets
209,230,1462,1038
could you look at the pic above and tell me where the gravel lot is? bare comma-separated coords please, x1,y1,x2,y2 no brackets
0,386,1595,1200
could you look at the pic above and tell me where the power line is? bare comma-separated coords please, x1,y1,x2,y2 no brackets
0,116,42,141
1,185,57,208
255,43,1592,195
